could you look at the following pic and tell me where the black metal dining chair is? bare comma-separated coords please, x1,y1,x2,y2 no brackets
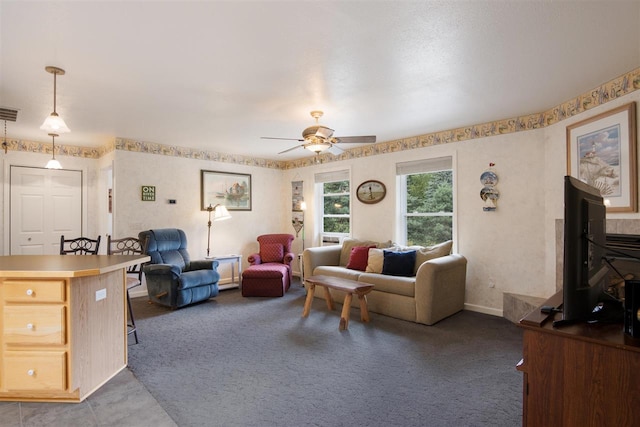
59,235,101,255
107,235,148,344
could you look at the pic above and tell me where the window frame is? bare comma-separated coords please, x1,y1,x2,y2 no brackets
395,156,456,247
314,169,351,242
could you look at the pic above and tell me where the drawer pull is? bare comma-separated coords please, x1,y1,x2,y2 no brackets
26,289,34,296
26,323,34,330
27,369,35,376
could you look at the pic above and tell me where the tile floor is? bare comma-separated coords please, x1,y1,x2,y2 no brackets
0,368,176,427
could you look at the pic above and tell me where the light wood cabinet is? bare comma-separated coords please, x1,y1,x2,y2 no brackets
3,279,65,303
4,304,66,345
0,255,148,403
4,350,67,391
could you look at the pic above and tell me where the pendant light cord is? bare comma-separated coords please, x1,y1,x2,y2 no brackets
2,120,7,154
53,71,57,114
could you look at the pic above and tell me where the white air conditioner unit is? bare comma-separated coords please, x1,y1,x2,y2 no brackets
320,234,345,246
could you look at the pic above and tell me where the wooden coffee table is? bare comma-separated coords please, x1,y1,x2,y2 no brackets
302,275,374,331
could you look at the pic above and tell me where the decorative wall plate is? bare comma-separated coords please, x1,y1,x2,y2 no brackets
480,170,498,186
480,186,499,211
357,180,386,204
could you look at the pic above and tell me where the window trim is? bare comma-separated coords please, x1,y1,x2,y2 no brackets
395,155,456,247
314,169,351,242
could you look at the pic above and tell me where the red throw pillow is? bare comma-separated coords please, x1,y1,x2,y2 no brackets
346,245,376,271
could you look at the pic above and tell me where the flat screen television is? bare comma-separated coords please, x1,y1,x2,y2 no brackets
560,176,611,325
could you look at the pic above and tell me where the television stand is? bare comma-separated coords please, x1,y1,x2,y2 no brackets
518,291,640,426
552,299,624,328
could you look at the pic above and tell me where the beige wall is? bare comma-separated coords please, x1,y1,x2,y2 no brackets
2,91,640,316
283,91,640,316
283,121,547,316
111,150,287,261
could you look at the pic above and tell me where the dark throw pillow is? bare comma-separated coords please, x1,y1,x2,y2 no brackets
382,250,417,277
346,245,376,271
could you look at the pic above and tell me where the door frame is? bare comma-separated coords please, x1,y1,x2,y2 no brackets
3,158,89,255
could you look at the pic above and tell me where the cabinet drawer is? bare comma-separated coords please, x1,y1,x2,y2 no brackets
3,305,66,345
3,350,66,391
2,280,65,303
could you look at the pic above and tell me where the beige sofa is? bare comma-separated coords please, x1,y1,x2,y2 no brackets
302,238,467,325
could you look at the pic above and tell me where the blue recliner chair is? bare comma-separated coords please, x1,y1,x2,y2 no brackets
139,228,220,309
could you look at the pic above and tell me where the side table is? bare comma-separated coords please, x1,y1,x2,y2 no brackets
209,254,242,290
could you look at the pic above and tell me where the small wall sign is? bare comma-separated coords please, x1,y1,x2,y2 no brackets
141,185,156,201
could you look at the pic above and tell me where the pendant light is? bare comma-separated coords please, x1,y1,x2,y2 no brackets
46,133,62,169
2,120,7,154
40,66,70,134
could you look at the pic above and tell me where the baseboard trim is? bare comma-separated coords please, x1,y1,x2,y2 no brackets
129,277,239,299
130,289,147,299
465,303,503,318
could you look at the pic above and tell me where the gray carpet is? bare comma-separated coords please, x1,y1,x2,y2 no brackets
128,282,523,427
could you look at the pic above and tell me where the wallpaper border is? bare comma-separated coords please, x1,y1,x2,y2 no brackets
3,67,639,170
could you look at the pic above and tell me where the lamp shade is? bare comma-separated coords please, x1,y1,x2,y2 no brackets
45,158,62,169
213,205,232,221
40,113,70,133
41,66,70,134
45,133,62,169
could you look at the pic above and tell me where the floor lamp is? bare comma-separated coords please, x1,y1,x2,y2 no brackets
300,200,307,252
206,204,232,257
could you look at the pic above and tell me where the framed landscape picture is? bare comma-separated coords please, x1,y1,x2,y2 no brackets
566,102,637,212
201,170,252,211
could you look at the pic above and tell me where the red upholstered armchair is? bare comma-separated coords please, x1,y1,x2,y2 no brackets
248,234,295,284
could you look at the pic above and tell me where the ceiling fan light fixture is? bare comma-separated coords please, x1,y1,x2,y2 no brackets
263,109,377,157
304,141,331,153
40,66,70,134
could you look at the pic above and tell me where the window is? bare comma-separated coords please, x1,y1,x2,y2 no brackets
397,156,453,246
315,170,350,236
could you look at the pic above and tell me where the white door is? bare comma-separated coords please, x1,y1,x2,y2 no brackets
10,166,82,255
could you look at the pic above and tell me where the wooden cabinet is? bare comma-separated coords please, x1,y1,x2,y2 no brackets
518,292,640,427
0,278,70,397
0,255,148,403
4,304,67,345
4,350,67,391
1,278,69,395
3,279,65,303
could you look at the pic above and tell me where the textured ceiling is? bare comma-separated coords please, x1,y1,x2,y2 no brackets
1,1,639,161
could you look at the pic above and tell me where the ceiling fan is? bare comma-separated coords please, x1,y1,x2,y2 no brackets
261,110,376,155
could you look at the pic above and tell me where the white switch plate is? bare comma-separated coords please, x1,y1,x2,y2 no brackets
96,288,107,301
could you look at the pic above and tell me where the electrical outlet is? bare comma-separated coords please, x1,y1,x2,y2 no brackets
96,288,107,301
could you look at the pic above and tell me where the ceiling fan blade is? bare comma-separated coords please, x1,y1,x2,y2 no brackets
278,144,304,154
315,126,334,139
327,144,344,155
261,136,305,142
334,135,376,144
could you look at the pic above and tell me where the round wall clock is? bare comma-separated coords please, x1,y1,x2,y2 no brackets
356,180,386,204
